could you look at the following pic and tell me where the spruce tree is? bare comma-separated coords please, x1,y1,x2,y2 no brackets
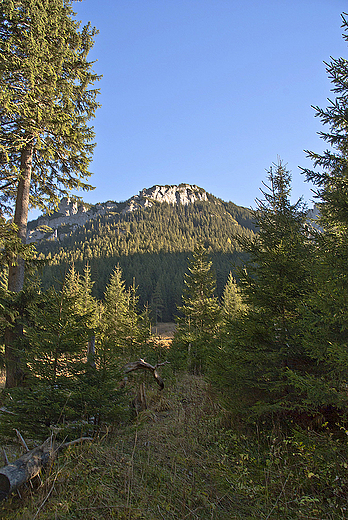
126,279,152,358
302,12,348,231
298,13,348,412
221,272,246,326
0,0,100,386
0,265,126,440
0,280,91,439
222,161,311,418
172,243,221,373
74,263,99,363
101,265,131,360
151,281,165,326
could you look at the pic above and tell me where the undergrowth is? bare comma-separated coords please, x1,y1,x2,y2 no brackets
1,373,348,519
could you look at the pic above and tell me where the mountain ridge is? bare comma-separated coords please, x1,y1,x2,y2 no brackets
33,187,255,320
27,184,220,243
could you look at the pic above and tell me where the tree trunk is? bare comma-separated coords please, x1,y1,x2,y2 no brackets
5,142,33,388
4,328,24,389
87,334,96,368
0,438,56,501
0,437,93,501
8,142,33,292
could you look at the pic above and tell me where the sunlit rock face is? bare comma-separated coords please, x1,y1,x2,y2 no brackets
122,184,208,213
139,184,208,205
27,185,208,243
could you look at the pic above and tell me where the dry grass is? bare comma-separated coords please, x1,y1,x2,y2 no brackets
151,322,176,349
0,374,239,519
1,372,348,519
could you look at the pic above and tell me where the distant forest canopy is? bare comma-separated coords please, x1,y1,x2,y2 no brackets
34,195,255,321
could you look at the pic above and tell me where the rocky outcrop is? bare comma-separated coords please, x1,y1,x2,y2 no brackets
27,197,119,243
306,205,322,231
139,184,207,205
27,185,208,243
122,184,208,213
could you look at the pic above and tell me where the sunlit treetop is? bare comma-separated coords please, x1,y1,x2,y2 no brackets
0,0,101,216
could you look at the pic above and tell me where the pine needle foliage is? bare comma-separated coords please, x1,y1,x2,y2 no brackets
214,161,312,419
172,243,221,373
0,0,101,386
0,0,100,214
0,265,125,440
297,13,348,414
221,272,246,326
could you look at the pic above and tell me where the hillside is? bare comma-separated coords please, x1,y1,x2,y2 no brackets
1,371,345,520
27,184,213,244
32,185,255,320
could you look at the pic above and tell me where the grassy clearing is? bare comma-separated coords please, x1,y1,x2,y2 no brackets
1,372,348,519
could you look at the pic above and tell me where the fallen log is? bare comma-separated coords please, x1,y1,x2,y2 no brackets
0,438,56,501
0,436,92,501
123,359,169,390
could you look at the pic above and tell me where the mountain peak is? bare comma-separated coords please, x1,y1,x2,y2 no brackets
140,184,208,204
27,184,210,243
123,184,208,212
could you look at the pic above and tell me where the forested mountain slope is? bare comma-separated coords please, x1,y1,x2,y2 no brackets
33,185,255,320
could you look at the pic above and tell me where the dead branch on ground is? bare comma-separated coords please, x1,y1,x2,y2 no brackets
123,359,169,390
0,436,92,501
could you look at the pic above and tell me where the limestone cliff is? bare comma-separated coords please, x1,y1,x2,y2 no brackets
27,184,209,243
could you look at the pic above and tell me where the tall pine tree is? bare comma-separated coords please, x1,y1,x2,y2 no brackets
0,0,100,386
220,161,312,418
172,243,221,373
298,13,348,414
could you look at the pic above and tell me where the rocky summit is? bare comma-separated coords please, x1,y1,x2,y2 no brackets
27,184,209,243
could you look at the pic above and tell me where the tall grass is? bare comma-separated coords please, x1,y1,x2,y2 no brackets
1,372,347,519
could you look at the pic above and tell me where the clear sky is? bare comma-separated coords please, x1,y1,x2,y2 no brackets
58,0,348,211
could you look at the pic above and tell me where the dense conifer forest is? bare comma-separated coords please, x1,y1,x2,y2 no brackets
34,197,255,321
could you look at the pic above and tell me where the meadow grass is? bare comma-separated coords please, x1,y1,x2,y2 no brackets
0,371,347,519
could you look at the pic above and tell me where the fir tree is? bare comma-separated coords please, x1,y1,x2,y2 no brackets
0,0,100,386
298,13,348,413
172,243,221,373
151,280,165,326
101,265,131,360
221,161,312,418
128,279,152,357
0,266,125,440
221,272,246,326
0,280,91,438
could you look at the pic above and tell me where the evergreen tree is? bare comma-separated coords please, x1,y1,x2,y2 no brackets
125,278,151,358
221,272,246,326
220,161,312,418
34,197,254,321
298,13,348,413
302,12,348,232
0,281,91,439
151,280,165,325
0,266,125,440
63,263,80,302
101,265,131,360
0,0,100,386
72,263,99,361
172,243,221,373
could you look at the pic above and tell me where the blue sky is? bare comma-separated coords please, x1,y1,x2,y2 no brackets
60,0,348,211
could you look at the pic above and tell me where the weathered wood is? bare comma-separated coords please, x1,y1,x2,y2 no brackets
0,438,57,501
87,334,96,368
15,429,29,452
123,359,169,390
2,450,9,466
132,382,147,412
0,436,93,501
